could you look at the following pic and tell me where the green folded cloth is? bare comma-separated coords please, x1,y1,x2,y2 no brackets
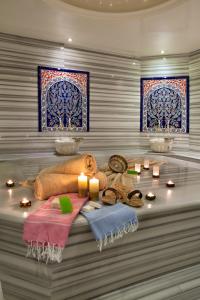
59,196,73,214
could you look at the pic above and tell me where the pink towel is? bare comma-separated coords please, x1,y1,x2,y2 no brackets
23,193,88,263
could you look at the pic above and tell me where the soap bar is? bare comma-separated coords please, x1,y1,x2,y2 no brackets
127,170,138,175
88,201,102,209
82,204,95,212
51,197,60,209
59,196,73,214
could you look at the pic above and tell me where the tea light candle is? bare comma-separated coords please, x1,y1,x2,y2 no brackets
78,172,88,197
153,165,160,178
135,163,141,174
6,179,15,188
166,180,175,187
145,192,156,201
143,159,150,170
89,177,99,201
20,198,31,208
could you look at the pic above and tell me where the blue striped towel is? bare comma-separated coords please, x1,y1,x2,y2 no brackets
82,203,138,251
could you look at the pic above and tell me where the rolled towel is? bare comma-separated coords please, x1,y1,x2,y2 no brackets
34,171,107,200
34,174,78,200
39,153,97,177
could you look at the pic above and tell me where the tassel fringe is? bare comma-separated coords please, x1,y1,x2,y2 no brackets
97,220,138,252
26,241,64,263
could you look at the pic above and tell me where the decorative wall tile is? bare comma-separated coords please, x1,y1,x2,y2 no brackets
140,76,189,134
38,66,89,132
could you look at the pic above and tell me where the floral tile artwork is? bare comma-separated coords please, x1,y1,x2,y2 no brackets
38,66,90,132
140,76,189,133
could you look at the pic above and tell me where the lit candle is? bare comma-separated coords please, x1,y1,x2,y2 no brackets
145,192,156,201
166,180,175,188
78,172,88,197
6,179,15,188
89,177,99,201
20,198,31,208
135,163,141,174
143,159,150,170
153,165,160,178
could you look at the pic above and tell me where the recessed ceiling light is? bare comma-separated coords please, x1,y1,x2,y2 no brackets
161,50,165,54
132,62,136,65
68,37,72,43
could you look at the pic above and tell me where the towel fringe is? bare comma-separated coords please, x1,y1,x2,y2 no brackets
97,220,138,252
26,241,64,263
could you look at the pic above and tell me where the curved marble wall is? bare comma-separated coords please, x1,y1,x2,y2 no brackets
0,33,141,154
0,32,199,154
189,52,200,151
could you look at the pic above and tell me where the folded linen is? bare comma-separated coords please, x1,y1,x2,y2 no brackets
82,203,138,251
34,171,107,200
39,153,97,176
23,193,88,263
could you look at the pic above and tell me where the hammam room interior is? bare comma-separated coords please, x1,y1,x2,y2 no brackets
0,0,200,299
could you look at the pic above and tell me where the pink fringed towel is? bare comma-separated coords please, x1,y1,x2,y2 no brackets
23,193,87,263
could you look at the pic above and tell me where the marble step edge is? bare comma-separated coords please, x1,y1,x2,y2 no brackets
1,258,200,300
0,231,200,278
95,264,200,300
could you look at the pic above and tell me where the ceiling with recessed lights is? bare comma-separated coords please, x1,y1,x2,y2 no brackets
61,0,170,13
0,0,200,57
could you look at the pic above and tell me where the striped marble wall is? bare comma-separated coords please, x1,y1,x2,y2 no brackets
0,33,141,154
189,52,200,151
141,56,190,151
0,32,199,154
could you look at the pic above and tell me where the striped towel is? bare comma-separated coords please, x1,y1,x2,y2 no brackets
82,203,138,251
23,193,87,263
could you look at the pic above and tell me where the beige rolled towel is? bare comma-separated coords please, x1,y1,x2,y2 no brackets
34,171,107,200
39,153,97,177
34,174,78,200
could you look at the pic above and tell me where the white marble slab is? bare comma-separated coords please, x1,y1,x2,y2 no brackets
0,152,200,299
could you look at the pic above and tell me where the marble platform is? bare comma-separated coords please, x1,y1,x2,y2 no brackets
0,152,200,299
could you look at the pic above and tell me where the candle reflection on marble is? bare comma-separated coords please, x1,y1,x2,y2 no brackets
6,179,15,188
152,165,160,178
8,189,12,201
23,212,28,218
152,178,159,187
147,203,152,209
20,198,31,208
167,189,172,197
136,175,140,184
8,189,12,197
